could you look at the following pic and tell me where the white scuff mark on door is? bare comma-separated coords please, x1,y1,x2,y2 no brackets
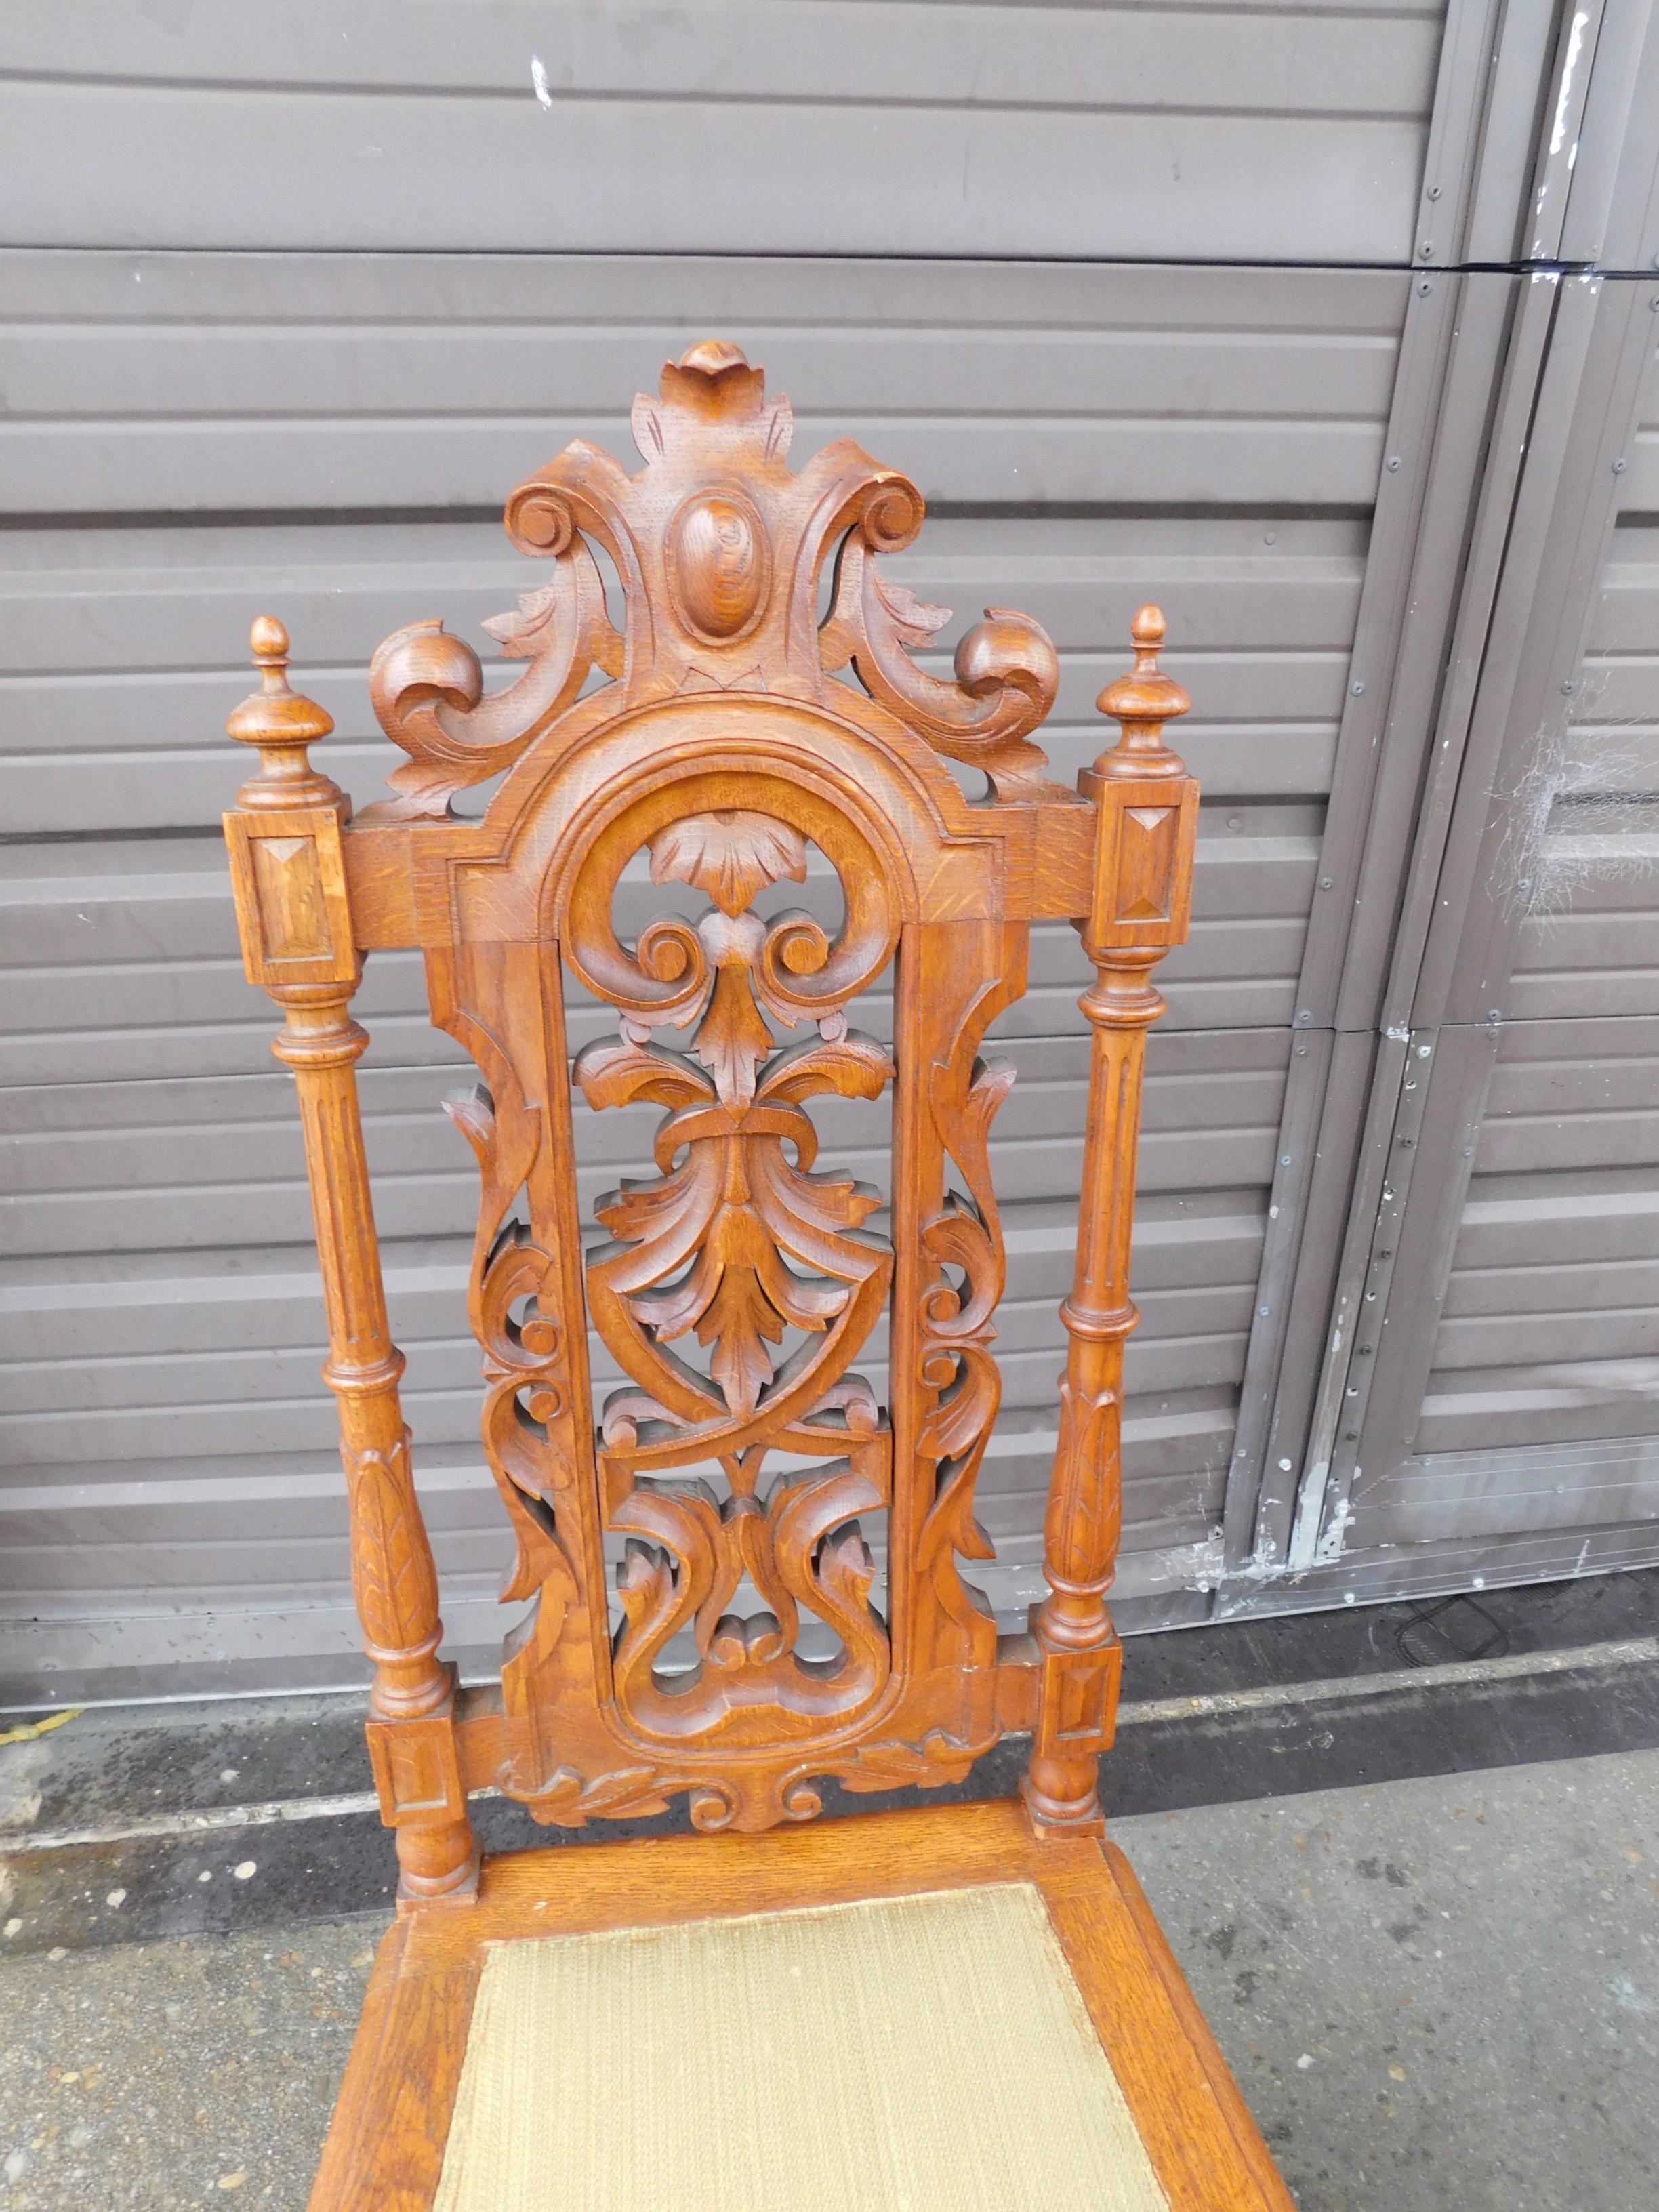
1384,1023,1410,1043
1285,1459,1330,1571
1175,1530,1226,1593
531,54,553,108
1549,13,1590,155
1490,672,1659,925
1314,1491,1355,1565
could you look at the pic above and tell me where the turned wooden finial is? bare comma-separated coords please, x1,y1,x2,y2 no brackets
1093,603,1190,773
226,615,338,808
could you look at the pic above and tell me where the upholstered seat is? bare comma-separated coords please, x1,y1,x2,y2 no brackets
323,1805,1290,2212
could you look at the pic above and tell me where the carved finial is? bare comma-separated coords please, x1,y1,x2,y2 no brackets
678,338,750,377
657,338,768,424
226,615,338,808
1093,603,1189,775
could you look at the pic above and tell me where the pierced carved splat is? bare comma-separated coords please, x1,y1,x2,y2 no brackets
572,804,897,1749
224,342,1197,1868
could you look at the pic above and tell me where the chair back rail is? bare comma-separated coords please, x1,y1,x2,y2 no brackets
223,344,1194,1900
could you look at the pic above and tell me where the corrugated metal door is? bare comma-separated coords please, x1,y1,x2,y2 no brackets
1246,3,1659,1612
0,0,1652,1698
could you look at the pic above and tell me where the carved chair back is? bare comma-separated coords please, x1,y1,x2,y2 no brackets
224,343,1195,1900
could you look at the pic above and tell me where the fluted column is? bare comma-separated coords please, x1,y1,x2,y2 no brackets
224,618,477,1902
1023,607,1197,1832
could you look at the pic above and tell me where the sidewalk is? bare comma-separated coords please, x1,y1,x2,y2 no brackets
2,1747,1654,2211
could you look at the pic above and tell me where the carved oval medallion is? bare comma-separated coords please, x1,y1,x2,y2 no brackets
667,490,770,642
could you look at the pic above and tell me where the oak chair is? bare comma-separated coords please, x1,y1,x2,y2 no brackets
224,342,1292,2212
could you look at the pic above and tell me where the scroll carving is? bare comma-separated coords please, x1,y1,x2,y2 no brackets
435,998,580,1618
362,340,1061,821
365,539,621,821
821,539,1061,798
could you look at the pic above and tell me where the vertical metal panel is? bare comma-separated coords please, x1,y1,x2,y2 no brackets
1261,269,1659,1611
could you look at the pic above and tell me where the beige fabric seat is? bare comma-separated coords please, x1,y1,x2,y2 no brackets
435,1884,1168,2212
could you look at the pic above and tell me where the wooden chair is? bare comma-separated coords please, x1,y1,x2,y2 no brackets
224,342,1292,2212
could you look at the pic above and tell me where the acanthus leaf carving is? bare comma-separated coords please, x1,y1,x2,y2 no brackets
822,534,1062,799
573,810,895,1444
533,1764,678,1826
649,808,806,916
342,1431,441,1662
838,1727,982,1792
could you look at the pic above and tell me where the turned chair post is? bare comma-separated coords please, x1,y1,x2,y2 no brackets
225,619,478,1904
1023,607,1196,1832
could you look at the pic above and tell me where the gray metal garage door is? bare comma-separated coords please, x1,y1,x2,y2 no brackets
2,0,1657,1700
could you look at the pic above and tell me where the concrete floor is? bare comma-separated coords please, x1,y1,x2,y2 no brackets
1,1748,1653,2212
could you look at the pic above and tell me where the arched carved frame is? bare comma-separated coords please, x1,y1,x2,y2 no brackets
422,685,1040,1834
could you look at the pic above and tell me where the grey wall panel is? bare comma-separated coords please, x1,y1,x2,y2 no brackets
1417,1017,1659,1457
0,6,1443,263
0,254,1406,518
0,512,1368,834
0,7,1471,1694
0,247,1392,1689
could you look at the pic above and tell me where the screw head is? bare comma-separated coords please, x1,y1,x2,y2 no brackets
1614,458,1629,474
1351,681,1366,696
1279,1154,1292,1168
1562,680,1576,693
1319,875,1333,889
1427,185,1441,201
1258,1305,1271,1319
1385,455,1401,471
